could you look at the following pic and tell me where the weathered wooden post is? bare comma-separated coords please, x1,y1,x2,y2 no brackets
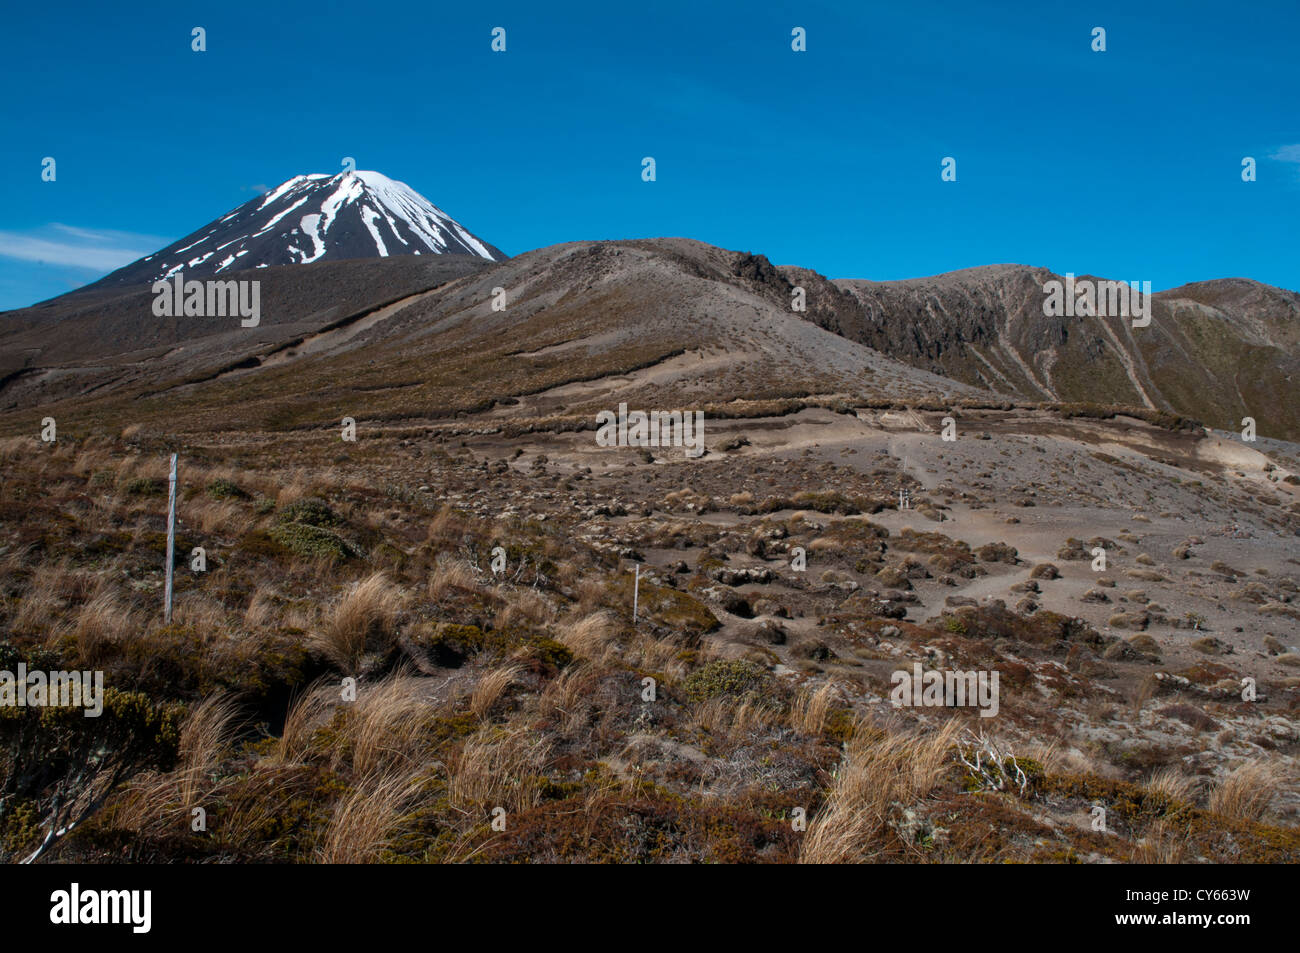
164,453,177,623
631,563,640,624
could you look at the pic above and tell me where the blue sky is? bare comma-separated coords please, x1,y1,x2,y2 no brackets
1,0,1298,310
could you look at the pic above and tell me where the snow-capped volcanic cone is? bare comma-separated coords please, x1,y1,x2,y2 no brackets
86,170,506,289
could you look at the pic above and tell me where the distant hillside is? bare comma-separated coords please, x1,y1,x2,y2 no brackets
776,264,1299,440
2,238,1296,441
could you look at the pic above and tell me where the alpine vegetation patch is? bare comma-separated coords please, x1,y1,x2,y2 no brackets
152,274,261,327
890,662,999,718
0,664,104,717
50,883,151,933
595,402,705,458
1042,273,1152,328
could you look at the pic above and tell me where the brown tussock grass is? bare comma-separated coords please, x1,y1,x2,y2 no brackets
790,681,840,737
332,674,435,778
470,663,524,721
315,769,423,863
71,447,111,477
171,594,229,637
190,498,252,536
272,678,336,766
283,603,318,633
1022,738,1062,775
1131,819,1186,863
104,771,185,838
178,692,240,808
575,575,610,615
1131,673,1159,720
301,553,342,587
244,588,279,629
0,435,33,462
311,571,404,672
449,725,551,813
532,663,597,732
426,504,467,545
12,566,69,635
67,589,135,665
692,694,779,746
557,610,620,661
1145,766,1198,806
210,762,313,856
427,556,480,603
800,718,962,864
493,586,554,630
106,692,241,835
1208,760,1284,822
206,627,274,679
627,632,689,680
132,454,172,482
275,479,310,506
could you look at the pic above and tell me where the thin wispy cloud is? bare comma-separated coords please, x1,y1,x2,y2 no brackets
0,224,168,271
1267,144,1300,164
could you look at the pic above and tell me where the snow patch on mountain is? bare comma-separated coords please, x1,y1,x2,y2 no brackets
88,170,506,288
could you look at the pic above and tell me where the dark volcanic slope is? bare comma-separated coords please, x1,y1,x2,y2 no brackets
83,171,506,290
2,237,1296,441
0,256,491,410
0,239,974,432
773,264,1299,440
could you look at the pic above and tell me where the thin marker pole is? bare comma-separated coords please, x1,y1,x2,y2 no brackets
164,452,177,624
631,563,640,624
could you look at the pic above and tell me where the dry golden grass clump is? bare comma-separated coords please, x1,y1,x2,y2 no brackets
789,681,839,737
333,674,435,777
532,663,598,733
426,504,468,545
273,678,336,766
449,725,552,814
104,692,240,837
311,571,405,671
189,498,252,536
1131,673,1159,719
1131,820,1186,864
177,693,240,809
689,693,780,747
494,586,554,630
574,576,610,615
67,589,135,666
1144,766,1198,806
315,770,423,864
244,588,280,629
470,663,524,721
1208,760,1284,822
800,719,961,863
557,610,621,660
0,435,32,461
12,565,73,636
427,556,480,603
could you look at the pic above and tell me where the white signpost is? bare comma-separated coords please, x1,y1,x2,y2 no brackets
630,563,640,624
164,453,177,623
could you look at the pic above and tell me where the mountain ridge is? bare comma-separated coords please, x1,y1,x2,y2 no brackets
1,236,1296,441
